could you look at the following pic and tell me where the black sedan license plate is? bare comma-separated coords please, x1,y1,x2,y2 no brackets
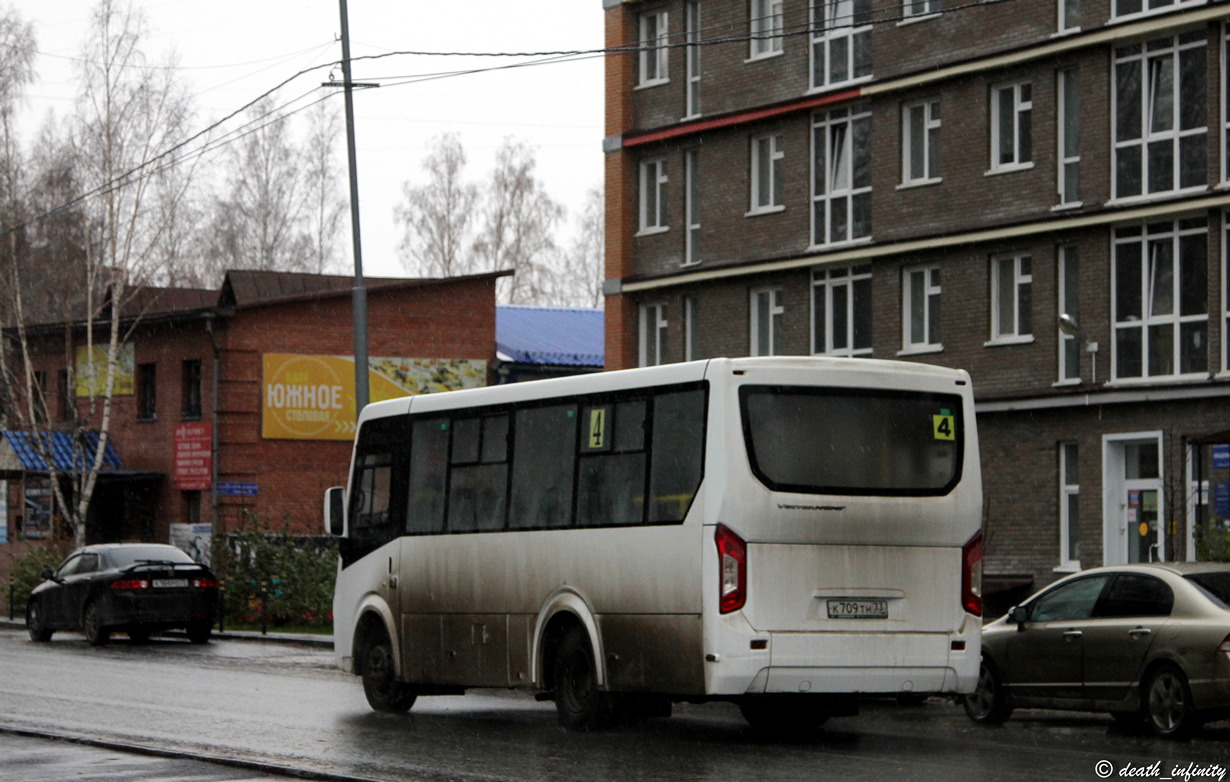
153,578,189,588
827,599,888,619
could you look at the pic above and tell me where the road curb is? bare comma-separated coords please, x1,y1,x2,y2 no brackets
0,725,380,782
0,617,333,648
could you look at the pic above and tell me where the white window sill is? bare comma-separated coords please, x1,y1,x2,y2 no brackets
896,13,940,27
984,335,1035,347
897,178,943,190
745,49,784,65
806,75,874,96
746,205,785,218
635,78,670,91
1215,370,1230,380
898,345,943,357
1104,373,1213,387
1052,201,1084,212
1051,27,1082,38
680,112,702,123
985,162,1035,177
1053,563,1081,574
635,226,670,238
1105,186,1210,207
807,236,874,253
1052,378,1083,388
680,258,702,268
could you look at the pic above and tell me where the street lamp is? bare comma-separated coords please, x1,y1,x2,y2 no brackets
1058,313,1099,384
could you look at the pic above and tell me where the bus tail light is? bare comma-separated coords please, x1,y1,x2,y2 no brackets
962,531,983,617
716,524,747,614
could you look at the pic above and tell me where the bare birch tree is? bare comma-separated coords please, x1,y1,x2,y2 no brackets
472,137,564,305
302,99,346,275
395,133,478,278
557,186,604,309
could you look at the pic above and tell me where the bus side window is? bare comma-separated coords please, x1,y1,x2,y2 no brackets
648,389,705,522
352,452,394,541
448,414,509,533
577,400,647,527
407,419,449,535
510,404,577,530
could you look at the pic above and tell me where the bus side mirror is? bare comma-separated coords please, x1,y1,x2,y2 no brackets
324,487,346,537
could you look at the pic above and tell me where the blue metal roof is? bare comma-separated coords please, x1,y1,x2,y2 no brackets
2,431,123,473
496,305,604,368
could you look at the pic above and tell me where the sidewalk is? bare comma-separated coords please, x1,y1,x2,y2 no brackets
0,615,333,648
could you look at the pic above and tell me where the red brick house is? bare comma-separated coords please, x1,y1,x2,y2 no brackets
1,270,503,554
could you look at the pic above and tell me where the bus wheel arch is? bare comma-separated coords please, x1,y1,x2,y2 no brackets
352,603,397,678
533,589,606,691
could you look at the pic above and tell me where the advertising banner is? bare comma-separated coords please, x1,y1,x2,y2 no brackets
173,422,213,491
261,354,486,441
75,343,135,397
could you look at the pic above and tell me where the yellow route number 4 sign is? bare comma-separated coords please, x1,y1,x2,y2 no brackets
932,412,956,441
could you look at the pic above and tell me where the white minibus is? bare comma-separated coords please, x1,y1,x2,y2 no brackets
324,356,983,730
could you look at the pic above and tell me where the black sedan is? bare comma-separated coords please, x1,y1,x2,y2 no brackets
27,543,220,646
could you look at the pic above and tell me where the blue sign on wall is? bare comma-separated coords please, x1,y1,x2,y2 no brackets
215,482,258,497
1215,482,1230,518
1214,444,1230,470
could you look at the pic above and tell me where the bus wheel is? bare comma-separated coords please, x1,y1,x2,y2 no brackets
362,633,417,713
738,695,828,733
553,627,613,730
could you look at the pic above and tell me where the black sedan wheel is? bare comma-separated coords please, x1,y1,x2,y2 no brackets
26,600,53,642
1144,664,1201,740
186,622,212,645
963,659,1013,725
83,601,110,647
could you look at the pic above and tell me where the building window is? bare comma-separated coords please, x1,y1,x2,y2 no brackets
750,133,784,212
639,302,668,367
1059,442,1081,569
684,295,700,361
182,359,202,419
902,265,941,352
904,0,940,17
685,1,701,117
990,253,1033,342
812,264,872,356
750,287,784,356
1058,245,1081,382
1113,33,1206,200
638,11,669,87
137,362,157,421
1059,0,1080,30
750,0,784,59
902,98,941,185
1113,218,1208,380
1058,68,1081,205
1112,0,1205,19
638,158,668,234
990,81,1033,172
185,490,201,526
684,149,701,264
810,0,872,90
812,105,872,247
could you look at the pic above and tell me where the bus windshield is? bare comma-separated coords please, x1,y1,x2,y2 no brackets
740,385,963,496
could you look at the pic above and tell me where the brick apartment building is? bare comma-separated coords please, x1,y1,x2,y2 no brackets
602,0,1230,605
1,270,502,555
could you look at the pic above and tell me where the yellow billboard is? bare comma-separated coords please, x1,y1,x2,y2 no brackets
262,354,487,441
75,344,135,397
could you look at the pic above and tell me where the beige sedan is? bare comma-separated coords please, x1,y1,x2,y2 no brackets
963,563,1230,739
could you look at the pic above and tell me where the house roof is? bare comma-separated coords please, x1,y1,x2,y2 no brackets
218,269,510,309
1,430,123,473
496,305,604,368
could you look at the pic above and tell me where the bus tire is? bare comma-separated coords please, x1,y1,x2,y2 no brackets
362,633,417,713
553,627,613,730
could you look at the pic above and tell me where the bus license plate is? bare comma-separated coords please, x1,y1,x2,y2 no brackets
153,578,188,588
826,599,888,619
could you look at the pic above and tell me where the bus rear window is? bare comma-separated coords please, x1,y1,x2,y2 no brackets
740,386,963,496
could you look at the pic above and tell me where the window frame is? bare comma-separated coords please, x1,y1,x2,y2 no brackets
903,0,941,19
639,302,669,367
749,0,784,60
137,362,157,421
902,98,941,186
684,295,700,361
989,253,1034,344
1058,0,1081,32
684,148,701,265
1058,244,1082,383
685,1,701,118
809,0,873,92
749,133,785,214
638,157,669,235
638,11,670,88
1058,67,1081,206
750,286,784,356
1058,441,1081,571
989,81,1033,173
901,264,942,354
1111,0,1206,21
811,104,873,248
1111,218,1209,381
812,264,873,357
181,358,202,419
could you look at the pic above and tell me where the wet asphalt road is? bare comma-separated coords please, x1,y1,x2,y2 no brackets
1,627,1228,782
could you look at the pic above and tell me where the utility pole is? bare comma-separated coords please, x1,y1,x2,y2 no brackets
338,0,368,413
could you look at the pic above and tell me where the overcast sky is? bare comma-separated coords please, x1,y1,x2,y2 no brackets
22,0,606,278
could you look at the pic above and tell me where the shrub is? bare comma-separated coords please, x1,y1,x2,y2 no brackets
7,544,72,615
